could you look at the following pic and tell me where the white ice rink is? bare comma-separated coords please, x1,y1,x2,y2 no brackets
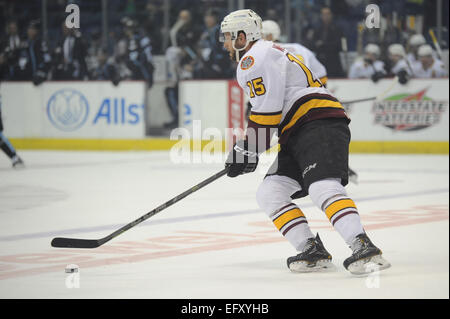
0,150,448,299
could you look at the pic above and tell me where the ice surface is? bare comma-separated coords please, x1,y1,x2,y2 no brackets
0,150,448,298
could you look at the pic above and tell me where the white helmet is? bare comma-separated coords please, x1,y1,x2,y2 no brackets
262,20,281,41
220,9,262,61
409,34,426,46
417,44,433,57
388,43,406,57
364,43,380,57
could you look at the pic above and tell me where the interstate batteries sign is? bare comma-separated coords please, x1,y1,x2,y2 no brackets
1,81,146,138
328,78,449,142
373,88,447,131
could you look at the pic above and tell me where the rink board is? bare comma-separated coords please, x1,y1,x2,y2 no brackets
0,81,147,139
1,78,449,153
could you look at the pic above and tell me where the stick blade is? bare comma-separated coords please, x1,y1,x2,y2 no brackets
51,237,101,249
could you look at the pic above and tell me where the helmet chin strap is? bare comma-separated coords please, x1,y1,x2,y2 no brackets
232,38,250,62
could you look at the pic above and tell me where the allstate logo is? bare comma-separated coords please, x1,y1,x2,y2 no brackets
47,89,89,131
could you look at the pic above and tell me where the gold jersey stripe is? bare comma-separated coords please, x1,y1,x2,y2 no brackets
319,76,328,85
273,208,305,231
281,99,343,134
325,199,357,220
249,113,283,126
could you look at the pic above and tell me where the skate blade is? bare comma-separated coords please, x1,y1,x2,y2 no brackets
289,259,335,273
347,255,391,275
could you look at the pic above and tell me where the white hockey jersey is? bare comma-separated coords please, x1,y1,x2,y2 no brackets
348,58,386,79
236,39,347,149
390,59,412,76
280,42,328,84
406,51,438,71
411,58,448,78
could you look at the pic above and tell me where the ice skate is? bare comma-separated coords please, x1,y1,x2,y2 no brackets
287,234,334,272
12,156,25,168
344,233,391,275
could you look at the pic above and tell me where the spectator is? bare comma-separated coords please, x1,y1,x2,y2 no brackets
361,14,403,57
348,43,386,82
141,1,163,55
305,7,344,77
167,9,201,80
381,14,404,50
118,17,154,87
0,20,21,80
0,52,8,80
411,44,447,78
387,43,411,84
194,9,233,79
1,21,21,50
13,20,51,85
90,49,121,86
52,22,89,80
164,9,201,128
85,28,103,74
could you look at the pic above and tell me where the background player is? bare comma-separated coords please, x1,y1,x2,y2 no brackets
0,97,24,168
220,9,390,275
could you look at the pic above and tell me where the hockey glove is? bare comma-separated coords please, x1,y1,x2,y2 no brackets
397,69,409,85
371,71,385,83
225,140,258,178
32,70,46,86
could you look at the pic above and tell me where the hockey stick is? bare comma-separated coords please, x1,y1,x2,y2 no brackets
429,29,443,59
51,168,229,248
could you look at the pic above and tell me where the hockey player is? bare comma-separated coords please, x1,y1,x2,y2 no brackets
406,34,426,71
348,43,386,82
387,44,411,84
13,20,51,85
220,9,390,274
0,98,24,168
411,44,447,78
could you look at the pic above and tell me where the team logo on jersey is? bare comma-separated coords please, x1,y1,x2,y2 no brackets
240,56,255,70
372,88,447,131
47,89,89,131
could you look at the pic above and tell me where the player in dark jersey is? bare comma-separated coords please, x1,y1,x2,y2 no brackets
0,99,24,168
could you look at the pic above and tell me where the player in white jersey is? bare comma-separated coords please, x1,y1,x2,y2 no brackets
411,44,448,78
348,44,386,81
387,44,412,84
261,20,328,85
220,9,390,275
